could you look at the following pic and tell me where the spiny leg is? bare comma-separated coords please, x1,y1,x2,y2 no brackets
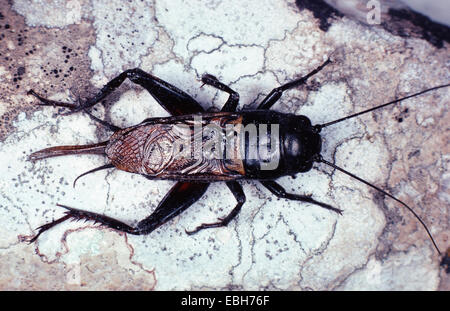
24,204,136,244
27,90,121,132
29,68,204,131
135,181,210,234
26,182,210,242
65,68,204,115
201,74,240,112
27,89,78,109
257,58,332,110
260,180,342,214
128,68,205,115
25,213,72,243
83,110,121,132
186,181,246,235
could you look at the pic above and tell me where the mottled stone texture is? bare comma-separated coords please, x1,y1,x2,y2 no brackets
0,0,448,290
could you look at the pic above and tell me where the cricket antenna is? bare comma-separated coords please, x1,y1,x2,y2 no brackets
314,155,441,255
315,83,450,131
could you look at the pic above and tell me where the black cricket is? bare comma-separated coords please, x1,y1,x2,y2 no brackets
25,59,448,254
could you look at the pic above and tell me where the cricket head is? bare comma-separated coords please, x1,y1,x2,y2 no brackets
283,114,322,174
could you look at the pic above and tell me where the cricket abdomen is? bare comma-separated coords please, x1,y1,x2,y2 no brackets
105,113,246,181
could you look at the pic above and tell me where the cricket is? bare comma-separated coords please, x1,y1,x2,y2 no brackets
25,58,448,256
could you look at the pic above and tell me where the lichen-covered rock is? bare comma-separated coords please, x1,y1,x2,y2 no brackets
0,0,448,290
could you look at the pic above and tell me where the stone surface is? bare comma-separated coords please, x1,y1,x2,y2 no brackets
0,0,448,290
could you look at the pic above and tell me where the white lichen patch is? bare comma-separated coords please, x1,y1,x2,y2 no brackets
338,246,439,290
89,0,159,77
154,0,300,59
191,45,265,82
13,0,88,27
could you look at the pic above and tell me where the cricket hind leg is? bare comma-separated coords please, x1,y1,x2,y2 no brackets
126,68,205,115
27,90,121,132
66,68,204,116
257,58,332,110
24,205,135,243
29,67,204,130
200,74,240,112
185,181,246,234
25,182,210,242
135,181,210,234
25,213,72,243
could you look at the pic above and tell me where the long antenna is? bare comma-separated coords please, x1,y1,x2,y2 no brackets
315,155,441,255
316,83,449,130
